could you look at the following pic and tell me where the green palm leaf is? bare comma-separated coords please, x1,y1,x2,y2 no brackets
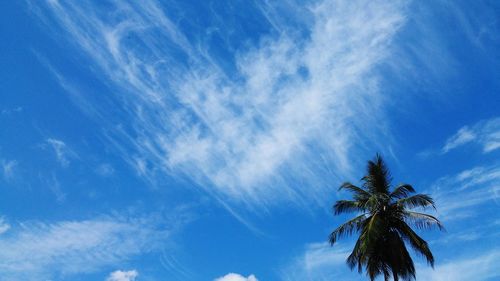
329,213,367,245
403,211,444,231
397,194,435,210
390,184,415,199
333,200,366,215
396,221,435,266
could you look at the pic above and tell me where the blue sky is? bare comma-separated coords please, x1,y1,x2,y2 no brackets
0,0,499,280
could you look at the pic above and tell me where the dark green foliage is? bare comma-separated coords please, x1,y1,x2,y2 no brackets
329,154,443,281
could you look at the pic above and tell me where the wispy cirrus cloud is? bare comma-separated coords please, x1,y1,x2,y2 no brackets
281,242,357,281
416,250,500,281
430,164,500,221
42,172,67,203
30,0,409,209
442,117,500,154
1,159,18,181
45,138,77,167
0,214,177,280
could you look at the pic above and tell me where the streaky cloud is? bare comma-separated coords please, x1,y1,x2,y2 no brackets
45,138,77,168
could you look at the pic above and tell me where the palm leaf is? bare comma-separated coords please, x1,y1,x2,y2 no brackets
403,211,444,231
396,221,435,266
363,154,392,194
329,214,367,245
390,184,415,199
347,238,364,272
360,214,384,253
339,182,371,200
333,200,365,215
397,194,435,210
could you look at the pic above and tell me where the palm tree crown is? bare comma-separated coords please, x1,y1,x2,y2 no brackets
329,154,443,281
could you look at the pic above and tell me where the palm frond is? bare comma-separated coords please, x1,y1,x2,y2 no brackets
360,214,384,253
329,214,367,245
347,238,364,272
390,184,415,199
396,221,435,267
384,230,416,281
339,182,371,200
363,154,392,194
397,194,435,210
359,193,390,212
403,211,444,231
365,251,391,281
333,200,365,215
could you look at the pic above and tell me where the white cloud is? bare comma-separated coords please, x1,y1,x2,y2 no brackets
0,214,173,280
45,138,77,167
31,0,408,208
442,117,500,153
442,127,476,153
106,270,138,281
417,250,500,281
281,242,358,281
214,273,258,281
1,159,18,180
430,165,500,221
0,217,10,235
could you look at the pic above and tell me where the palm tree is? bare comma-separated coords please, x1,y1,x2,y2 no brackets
329,154,443,281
